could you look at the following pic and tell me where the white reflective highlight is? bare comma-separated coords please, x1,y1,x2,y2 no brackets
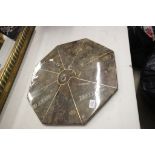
95,62,102,109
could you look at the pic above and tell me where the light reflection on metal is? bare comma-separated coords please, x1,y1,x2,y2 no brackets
95,62,101,109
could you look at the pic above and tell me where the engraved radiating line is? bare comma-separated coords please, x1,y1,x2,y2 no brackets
68,41,85,68
34,80,57,96
85,51,112,66
30,81,57,104
67,83,83,124
40,68,59,74
73,77,117,89
58,49,65,70
43,85,61,121
68,51,79,68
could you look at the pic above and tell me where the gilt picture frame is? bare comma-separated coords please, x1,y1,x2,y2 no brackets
0,26,35,113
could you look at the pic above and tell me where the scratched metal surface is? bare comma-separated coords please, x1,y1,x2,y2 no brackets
27,38,118,125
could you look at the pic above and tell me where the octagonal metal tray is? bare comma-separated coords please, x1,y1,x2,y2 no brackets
28,38,118,125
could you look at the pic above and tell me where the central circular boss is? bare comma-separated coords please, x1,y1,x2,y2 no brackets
58,69,76,84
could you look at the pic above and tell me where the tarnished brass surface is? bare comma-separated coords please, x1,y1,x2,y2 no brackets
28,38,118,125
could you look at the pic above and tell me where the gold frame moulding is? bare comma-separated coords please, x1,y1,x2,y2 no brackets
0,26,35,113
